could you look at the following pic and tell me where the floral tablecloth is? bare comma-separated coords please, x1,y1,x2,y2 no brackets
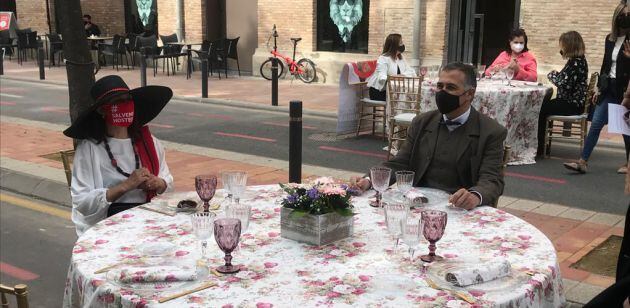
421,79,551,165
63,185,564,308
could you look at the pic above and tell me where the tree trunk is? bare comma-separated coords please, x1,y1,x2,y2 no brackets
55,0,95,122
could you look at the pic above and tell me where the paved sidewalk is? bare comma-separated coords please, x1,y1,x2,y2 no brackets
0,116,625,306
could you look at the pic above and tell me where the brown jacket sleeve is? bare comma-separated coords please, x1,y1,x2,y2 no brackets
470,125,507,207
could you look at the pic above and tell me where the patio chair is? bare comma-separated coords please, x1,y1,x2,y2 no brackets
0,30,16,59
543,72,599,157
210,38,227,79
136,35,166,77
159,33,186,75
225,37,240,76
386,75,424,160
46,33,64,67
355,82,387,139
0,283,29,308
98,35,130,71
125,33,139,67
190,40,211,72
16,30,39,65
59,149,75,189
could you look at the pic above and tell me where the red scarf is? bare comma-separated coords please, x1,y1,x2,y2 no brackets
134,126,160,202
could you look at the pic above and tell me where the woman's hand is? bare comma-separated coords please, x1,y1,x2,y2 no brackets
508,59,520,73
139,175,167,194
125,168,151,190
591,91,600,105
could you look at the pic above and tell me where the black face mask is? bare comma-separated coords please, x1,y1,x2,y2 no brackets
435,90,465,114
398,44,405,53
617,15,630,29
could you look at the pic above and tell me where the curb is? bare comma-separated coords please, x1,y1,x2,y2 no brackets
0,75,339,119
0,167,71,207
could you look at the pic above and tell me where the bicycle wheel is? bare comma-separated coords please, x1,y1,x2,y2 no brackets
296,58,317,83
260,58,285,80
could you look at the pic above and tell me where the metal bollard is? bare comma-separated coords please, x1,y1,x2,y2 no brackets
140,56,147,87
0,48,4,75
201,59,208,98
289,100,302,183
38,47,45,80
271,57,278,106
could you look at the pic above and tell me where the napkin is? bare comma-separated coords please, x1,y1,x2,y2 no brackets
445,260,511,287
118,266,197,283
404,191,428,204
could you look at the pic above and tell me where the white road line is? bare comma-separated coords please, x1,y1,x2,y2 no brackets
0,93,23,98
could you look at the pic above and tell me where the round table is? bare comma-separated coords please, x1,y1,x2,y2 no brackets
63,185,564,307
421,79,552,165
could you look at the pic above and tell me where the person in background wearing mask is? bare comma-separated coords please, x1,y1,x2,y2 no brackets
564,1,630,174
366,33,417,101
63,76,174,236
352,62,507,209
83,14,101,37
485,28,538,82
536,31,589,157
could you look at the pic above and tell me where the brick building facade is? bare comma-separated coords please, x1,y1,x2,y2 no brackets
12,0,622,83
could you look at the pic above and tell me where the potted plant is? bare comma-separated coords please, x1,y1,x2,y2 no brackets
279,177,357,246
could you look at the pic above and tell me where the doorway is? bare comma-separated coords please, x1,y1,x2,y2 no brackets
447,0,520,66
206,0,226,41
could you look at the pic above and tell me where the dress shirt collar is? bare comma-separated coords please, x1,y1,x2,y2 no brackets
442,107,471,131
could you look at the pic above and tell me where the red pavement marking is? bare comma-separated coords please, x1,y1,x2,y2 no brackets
214,132,276,143
261,121,317,130
187,112,234,121
0,262,39,281
319,146,388,159
505,171,567,184
148,123,175,129
0,102,17,106
41,106,69,114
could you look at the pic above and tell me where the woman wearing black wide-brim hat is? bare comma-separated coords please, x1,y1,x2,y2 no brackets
64,75,174,236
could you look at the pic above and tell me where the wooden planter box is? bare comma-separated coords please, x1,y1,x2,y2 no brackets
280,207,354,246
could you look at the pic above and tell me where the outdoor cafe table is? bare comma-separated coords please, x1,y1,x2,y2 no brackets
63,185,564,307
421,79,551,165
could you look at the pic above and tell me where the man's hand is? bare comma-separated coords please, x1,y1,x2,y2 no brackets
349,176,371,193
449,189,480,210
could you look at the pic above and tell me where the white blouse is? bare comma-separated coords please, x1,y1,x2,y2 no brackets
610,36,625,79
71,136,174,236
366,54,417,91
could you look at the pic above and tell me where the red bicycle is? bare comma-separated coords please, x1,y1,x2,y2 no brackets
260,27,317,83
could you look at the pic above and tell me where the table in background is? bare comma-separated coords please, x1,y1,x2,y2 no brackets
164,42,202,79
63,185,564,307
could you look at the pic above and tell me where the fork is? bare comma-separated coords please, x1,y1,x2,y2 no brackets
424,277,476,304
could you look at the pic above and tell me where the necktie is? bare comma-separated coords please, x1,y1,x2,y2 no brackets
442,119,462,126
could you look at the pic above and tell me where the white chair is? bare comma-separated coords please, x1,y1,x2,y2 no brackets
355,82,387,139
386,76,424,160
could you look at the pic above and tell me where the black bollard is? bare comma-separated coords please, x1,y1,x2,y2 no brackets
201,59,208,98
140,56,147,87
37,47,45,80
0,48,4,76
289,100,302,183
271,57,278,106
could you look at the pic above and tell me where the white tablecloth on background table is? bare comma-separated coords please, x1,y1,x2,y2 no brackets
63,185,564,307
421,79,551,165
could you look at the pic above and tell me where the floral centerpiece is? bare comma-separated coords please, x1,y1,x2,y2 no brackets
279,177,357,246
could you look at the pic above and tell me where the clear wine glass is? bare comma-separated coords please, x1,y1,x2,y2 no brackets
506,69,515,86
227,203,251,232
395,171,414,195
214,218,242,274
384,203,409,250
419,66,428,78
221,172,234,205
228,171,248,204
400,217,422,261
191,212,216,263
370,167,392,208
420,210,448,263
477,65,486,81
195,175,217,212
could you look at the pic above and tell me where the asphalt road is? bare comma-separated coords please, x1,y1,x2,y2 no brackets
1,78,628,214
0,190,76,307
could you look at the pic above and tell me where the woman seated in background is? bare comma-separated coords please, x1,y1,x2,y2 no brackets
485,28,538,82
366,33,417,101
64,75,174,236
536,31,588,157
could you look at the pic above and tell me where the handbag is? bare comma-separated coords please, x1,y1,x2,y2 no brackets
597,74,609,99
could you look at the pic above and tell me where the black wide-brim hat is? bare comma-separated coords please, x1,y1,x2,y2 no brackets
63,75,173,139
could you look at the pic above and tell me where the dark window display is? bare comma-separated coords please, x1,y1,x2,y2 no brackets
317,0,369,54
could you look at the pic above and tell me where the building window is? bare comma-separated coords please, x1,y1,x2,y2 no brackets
317,0,369,54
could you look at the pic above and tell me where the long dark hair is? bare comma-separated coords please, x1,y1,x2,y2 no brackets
505,28,529,54
610,2,629,41
382,33,403,60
